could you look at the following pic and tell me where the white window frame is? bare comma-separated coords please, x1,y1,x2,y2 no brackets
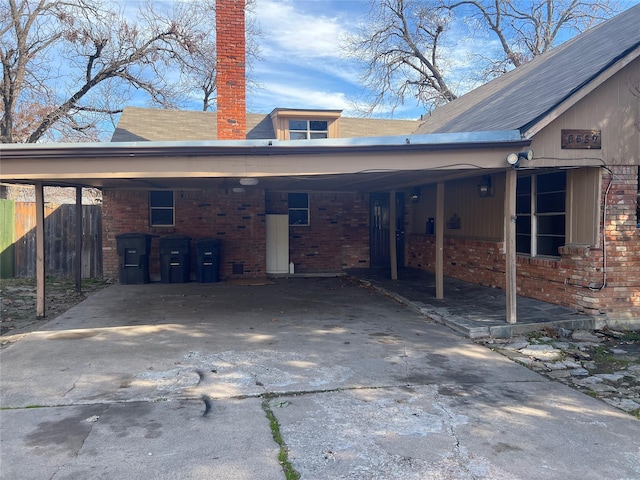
288,192,310,226
516,171,566,257
288,120,328,140
149,190,175,226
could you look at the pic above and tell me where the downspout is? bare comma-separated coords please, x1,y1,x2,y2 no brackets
593,166,613,290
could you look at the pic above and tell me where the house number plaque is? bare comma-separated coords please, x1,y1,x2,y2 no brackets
561,129,601,149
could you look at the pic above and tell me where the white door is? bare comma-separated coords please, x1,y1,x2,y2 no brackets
266,214,289,274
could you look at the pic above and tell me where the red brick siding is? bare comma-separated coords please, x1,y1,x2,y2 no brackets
104,189,371,279
407,166,640,321
102,188,265,280
216,0,246,140
265,192,370,272
407,236,505,287
595,166,640,318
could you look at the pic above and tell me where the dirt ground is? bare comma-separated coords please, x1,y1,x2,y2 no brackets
0,278,111,347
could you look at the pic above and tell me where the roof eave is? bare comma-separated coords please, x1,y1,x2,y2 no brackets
0,130,529,160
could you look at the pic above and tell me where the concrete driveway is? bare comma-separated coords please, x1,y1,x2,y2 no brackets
1,278,639,479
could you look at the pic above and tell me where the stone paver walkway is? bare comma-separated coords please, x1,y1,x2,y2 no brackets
482,329,640,417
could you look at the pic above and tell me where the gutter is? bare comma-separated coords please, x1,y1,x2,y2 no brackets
0,130,529,160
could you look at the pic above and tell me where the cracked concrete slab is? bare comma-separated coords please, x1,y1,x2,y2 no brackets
1,399,282,480
272,382,640,480
1,278,639,479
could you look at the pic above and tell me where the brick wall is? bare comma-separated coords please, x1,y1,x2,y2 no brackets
265,192,370,272
103,189,371,280
407,166,640,322
594,166,640,320
216,0,246,140
102,188,265,280
407,236,505,287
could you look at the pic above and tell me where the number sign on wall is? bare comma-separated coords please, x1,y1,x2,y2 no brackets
561,129,601,149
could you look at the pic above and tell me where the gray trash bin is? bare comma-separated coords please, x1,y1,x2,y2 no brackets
116,233,153,284
160,236,191,283
196,239,221,283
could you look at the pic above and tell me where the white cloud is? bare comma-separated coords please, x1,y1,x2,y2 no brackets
253,0,381,93
248,0,367,115
255,0,349,58
248,0,425,119
250,80,349,110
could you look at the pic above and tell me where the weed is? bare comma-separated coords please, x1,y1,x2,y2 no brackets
621,331,640,342
527,327,558,341
262,397,300,480
590,345,632,373
2,404,66,410
527,331,543,340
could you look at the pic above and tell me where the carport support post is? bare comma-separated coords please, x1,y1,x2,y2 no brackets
435,182,444,299
389,190,398,280
75,187,82,293
505,169,517,323
35,183,45,318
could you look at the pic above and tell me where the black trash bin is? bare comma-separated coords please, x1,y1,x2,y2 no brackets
160,236,191,283
195,239,221,283
116,233,153,284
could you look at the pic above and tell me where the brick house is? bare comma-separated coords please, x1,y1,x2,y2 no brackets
1,2,638,327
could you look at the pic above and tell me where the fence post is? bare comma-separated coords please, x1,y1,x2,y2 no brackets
75,187,82,293
35,183,46,318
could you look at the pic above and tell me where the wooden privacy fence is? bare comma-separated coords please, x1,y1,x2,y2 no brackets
0,200,102,279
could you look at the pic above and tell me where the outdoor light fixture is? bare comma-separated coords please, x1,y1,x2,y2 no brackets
411,187,421,202
519,149,534,161
506,149,534,169
477,175,493,197
239,178,259,186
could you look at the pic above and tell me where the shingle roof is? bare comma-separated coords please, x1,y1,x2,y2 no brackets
339,117,423,138
413,4,640,136
111,107,422,142
110,108,271,141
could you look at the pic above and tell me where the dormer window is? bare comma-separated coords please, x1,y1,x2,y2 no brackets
270,109,341,140
288,120,328,140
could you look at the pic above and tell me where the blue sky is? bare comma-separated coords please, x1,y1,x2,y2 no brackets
247,0,640,120
111,0,639,123
250,0,426,119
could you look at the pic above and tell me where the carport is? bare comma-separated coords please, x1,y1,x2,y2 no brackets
0,130,540,323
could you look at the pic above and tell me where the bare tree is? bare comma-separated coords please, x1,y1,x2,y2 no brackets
1,0,258,143
447,0,619,77
171,0,260,112
344,0,621,115
344,0,456,115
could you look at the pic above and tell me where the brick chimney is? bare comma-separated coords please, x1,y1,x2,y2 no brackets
216,0,246,140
